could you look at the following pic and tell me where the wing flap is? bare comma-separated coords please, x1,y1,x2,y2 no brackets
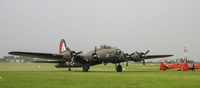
8,51,64,61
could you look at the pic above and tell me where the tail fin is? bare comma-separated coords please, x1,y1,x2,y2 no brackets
59,39,71,54
159,62,166,71
182,62,189,71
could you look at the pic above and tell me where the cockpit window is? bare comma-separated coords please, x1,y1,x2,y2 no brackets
105,46,111,49
100,44,111,49
100,44,106,49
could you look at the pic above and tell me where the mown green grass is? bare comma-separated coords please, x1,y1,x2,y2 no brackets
0,62,200,88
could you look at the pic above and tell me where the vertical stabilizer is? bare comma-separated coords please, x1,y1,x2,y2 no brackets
59,39,71,54
182,63,189,71
159,62,166,71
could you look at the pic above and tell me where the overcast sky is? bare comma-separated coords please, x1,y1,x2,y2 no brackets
1,0,200,61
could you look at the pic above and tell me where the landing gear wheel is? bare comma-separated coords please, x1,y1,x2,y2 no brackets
82,65,90,72
192,68,195,71
177,69,181,71
68,68,71,71
116,65,122,72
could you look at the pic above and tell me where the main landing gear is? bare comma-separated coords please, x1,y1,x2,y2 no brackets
116,64,122,72
82,64,90,72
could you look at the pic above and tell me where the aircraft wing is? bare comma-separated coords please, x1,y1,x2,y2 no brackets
145,55,173,59
8,51,64,61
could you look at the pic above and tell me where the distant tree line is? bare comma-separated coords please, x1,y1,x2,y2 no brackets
0,56,34,62
164,58,194,64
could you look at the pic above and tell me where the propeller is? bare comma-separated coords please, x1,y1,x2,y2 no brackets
124,52,135,67
135,50,150,65
89,46,98,65
92,46,98,59
70,51,83,65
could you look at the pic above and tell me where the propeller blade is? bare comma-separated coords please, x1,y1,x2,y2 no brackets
70,56,74,65
135,51,140,55
126,60,128,67
129,52,135,56
145,50,150,55
95,46,97,53
76,51,83,54
143,50,150,65
142,59,145,65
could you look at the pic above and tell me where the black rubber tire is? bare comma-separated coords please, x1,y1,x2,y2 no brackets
116,65,122,72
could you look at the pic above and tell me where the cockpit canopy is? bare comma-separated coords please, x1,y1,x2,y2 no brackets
100,44,111,49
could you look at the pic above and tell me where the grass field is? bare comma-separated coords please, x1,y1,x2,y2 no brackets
0,62,200,88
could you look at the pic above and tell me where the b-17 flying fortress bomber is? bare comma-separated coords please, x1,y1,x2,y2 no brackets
9,39,173,72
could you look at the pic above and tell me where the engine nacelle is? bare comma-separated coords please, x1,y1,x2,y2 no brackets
62,51,72,60
130,53,142,61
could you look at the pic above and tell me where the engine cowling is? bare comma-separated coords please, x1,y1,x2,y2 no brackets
62,51,72,60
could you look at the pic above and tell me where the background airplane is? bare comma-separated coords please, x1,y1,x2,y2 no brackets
182,63,200,71
9,39,173,72
159,62,185,71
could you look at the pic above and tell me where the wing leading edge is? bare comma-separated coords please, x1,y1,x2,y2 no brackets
145,55,173,59
8,51,64,61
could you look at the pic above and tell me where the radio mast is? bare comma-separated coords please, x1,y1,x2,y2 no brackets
184,44,188,62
